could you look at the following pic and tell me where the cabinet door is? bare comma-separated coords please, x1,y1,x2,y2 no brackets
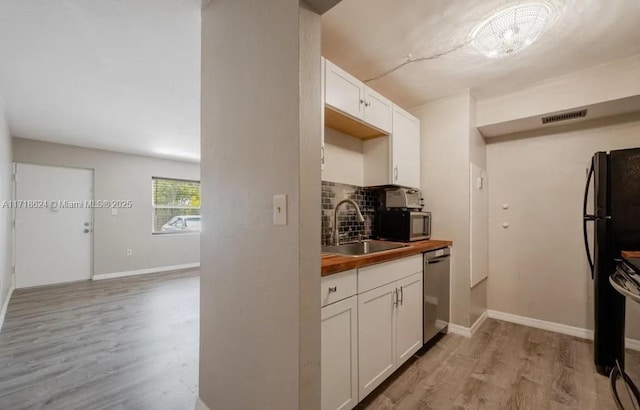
322,296,358,410
391,105,421,188
325,59,364,120
358,282,397,401
395,272,424,365
321,57,326,170
363,87,392,133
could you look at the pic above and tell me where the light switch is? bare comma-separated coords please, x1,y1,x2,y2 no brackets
273,194,287,226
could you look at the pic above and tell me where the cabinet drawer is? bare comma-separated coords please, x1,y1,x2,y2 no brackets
358,255,422,294
321,269,357,307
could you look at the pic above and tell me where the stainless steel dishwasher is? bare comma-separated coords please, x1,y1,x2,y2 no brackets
423,248,451,344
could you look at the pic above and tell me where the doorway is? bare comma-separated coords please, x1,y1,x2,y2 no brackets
14,163,93,288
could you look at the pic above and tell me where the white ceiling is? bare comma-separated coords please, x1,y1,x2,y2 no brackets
1,1,638,159
0,0,201,162
322,0,640,109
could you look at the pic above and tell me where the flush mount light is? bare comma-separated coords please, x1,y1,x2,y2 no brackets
470,2,554,58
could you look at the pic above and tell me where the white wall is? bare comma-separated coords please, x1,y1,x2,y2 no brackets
322,127,364,186
477,54,640,127
0,97,13,320
12,138,200,276
200,1,321,409
413,91,489,327
413,92,472,326
487,113,640,339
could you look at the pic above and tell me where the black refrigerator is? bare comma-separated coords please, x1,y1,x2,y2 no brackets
583,148,640,375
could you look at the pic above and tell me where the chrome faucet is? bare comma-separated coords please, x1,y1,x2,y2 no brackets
333,199,365,246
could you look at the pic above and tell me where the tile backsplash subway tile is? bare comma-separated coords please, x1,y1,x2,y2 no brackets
321,181,380,247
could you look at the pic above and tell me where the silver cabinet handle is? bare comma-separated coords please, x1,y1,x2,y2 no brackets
328,286,337,293
365,101,371,107
400,286,404,306
360,99,365,105
394,166,399,181
321,145,325,165
393,288,398,307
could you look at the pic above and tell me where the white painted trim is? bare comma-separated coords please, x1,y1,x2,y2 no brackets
487,309,640,352
92,263,200,281
470,309,489,335
487,310,591,339
195,397,210,410
626,338,640,352
0,284,15,332
447,309,488,338
447,323,471,338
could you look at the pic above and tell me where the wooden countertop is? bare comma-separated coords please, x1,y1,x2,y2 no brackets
622,251,640,259
321,239,452,276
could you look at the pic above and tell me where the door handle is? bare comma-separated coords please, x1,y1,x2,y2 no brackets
393,288,398,307
583,159,595,279
399,286,404,306
394,166,399,181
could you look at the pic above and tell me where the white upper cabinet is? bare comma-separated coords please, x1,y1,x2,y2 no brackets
325,59,365,121
363,105,421,188
324,59,392,134
391,105,421,188
323,58,420,188
363,87,392,133
321,57,326,170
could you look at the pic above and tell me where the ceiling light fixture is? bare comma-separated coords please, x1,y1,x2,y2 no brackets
470,2,554,58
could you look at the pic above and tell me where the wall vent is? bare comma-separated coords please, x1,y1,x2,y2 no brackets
541,109,587,124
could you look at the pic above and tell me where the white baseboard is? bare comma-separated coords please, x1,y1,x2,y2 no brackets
448,309,488,338
195,397,210,410
0,284,15,332
93,263,200,281
487,309,640,352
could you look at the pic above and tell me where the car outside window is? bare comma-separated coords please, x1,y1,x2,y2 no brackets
152,178,201,234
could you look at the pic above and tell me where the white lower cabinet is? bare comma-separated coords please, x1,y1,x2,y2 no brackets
395,273,424,364
321,255,424,408
321,296,358,410
357,282,397,400
357,268,423,401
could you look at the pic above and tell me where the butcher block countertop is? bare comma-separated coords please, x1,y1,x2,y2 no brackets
321,239,452,276
623,251,640,259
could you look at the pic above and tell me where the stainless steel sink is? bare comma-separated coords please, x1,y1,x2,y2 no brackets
322,240,409,257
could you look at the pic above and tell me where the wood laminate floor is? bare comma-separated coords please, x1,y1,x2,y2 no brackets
0,270,199,410
2,272,639,410
358,318,640,410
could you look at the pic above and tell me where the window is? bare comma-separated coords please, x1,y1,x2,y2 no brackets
152,177,201,234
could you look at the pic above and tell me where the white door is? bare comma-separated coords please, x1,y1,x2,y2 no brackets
358,282,397,401
391,105,421,188
363,87,392,133
15,163,93,288
321,296,358,410
325,59,365,120
395,272,424,365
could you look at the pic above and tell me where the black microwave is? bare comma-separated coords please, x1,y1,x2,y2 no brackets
377,210,431,242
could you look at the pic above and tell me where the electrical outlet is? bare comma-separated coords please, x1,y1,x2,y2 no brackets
126,249,133,256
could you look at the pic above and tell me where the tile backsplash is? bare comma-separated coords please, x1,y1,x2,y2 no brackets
321,181,380,246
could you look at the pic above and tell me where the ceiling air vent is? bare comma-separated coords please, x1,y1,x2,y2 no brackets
541,109,587,124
